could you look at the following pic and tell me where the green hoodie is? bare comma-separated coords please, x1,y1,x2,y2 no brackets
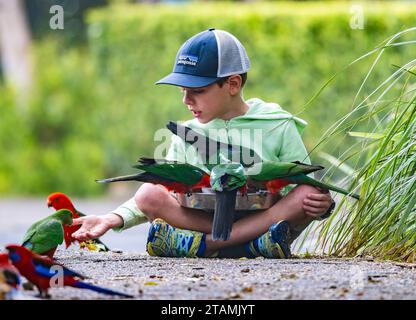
112,98,311,232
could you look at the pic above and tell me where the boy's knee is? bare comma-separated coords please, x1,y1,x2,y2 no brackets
134,183,169,219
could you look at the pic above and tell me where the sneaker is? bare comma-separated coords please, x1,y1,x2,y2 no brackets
246,220,291,259
147,218,206,258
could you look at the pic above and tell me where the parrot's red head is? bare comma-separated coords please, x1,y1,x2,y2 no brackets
47,192,75,212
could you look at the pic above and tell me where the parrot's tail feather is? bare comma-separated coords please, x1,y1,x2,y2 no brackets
73,281,133,298
167,121,201,144
212,189,238,241
292,161,324,172
95,174,142,183
300,176,360,200
137,157,157,166
166,121,179,135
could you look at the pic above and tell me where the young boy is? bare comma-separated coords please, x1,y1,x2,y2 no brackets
72,28,334,258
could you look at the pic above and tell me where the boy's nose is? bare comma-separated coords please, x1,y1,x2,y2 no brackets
182,92,194,106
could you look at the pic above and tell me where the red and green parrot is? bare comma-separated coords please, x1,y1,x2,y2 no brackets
22,209,73,259
246,161,360,200
96,157,211,194
6,245,133,299
47,192,110,252
0,253,21,300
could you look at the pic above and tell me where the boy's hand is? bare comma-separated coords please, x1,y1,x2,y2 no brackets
71,213,123,241
302,187,334,218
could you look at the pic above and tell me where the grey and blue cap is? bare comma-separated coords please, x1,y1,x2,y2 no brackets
156,28,250,88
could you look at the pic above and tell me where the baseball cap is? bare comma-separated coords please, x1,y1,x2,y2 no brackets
156,28,250,88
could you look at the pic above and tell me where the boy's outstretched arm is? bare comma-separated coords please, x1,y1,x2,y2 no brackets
71,213,124,241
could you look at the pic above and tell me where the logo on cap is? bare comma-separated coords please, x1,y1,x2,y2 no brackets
177,54,199,67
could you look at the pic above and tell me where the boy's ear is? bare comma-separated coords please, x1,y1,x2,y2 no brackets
227,75,242,96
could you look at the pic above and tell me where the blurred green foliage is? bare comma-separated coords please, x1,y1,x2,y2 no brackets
0,1,415,196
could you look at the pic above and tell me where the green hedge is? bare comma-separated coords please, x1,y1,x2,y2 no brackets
0,1,415,196
86,1,415,153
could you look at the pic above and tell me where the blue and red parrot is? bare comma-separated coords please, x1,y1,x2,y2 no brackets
6,245,133,299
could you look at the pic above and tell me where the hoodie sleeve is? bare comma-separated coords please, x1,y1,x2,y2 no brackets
110,197,149,232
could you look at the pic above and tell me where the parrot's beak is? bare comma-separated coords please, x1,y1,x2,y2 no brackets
47,200,52,208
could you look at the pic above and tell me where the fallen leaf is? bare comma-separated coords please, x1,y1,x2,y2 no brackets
367,276,381,283
228,292,242,299
144,281,158,286
241,268,250,273
242,287,253,293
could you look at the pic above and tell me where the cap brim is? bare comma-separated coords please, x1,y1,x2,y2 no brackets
155,72,219,88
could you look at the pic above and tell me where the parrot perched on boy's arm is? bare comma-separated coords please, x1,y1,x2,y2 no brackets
22,209,73,259
246,161,360,200
6,245,133,299
97,158,211,194
47,192,110,252
0,253,21,300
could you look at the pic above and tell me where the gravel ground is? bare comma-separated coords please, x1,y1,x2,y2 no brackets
17,249,416,300
2,197,416,300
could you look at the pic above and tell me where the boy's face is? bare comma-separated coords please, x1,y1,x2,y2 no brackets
179,81,234,124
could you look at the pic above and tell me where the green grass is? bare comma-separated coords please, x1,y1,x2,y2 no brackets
294,27,416,262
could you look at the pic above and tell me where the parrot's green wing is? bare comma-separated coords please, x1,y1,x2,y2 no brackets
133,158,207,186
22,217,48,245
246,161,324,180
22,218,64,254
